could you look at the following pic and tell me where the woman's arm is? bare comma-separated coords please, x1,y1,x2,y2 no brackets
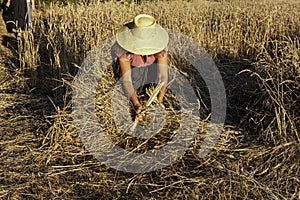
118,58,142,114
157,54,168,103
31,0,35,10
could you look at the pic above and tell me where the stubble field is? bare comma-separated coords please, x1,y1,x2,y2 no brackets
0,0,299,199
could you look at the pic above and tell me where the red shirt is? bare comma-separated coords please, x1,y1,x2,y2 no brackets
112,44,167,68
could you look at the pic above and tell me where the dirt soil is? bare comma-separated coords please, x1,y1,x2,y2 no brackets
0,12,52,199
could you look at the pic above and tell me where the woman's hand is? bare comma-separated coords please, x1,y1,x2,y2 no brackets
133,102,150,122
134,102,143,116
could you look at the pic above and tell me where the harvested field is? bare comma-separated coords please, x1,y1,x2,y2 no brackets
0,0,299,199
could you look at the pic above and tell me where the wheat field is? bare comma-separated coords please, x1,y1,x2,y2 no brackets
0,0,299,199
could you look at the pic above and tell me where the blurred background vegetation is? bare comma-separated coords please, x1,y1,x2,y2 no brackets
0,0,158,6
35,0,157,5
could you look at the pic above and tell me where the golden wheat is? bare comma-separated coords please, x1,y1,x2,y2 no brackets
2,0,299,199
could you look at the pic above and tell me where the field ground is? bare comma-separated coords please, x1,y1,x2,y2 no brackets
0,13,53,199
0,0,299,199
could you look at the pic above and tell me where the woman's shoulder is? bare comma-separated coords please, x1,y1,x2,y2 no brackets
154,47,168,58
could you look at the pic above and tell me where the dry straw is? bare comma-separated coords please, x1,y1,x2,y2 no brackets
1,0,299,199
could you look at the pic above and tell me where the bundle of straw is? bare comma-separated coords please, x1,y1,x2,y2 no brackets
128,81,165,133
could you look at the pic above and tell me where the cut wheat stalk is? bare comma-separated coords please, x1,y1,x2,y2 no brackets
124,81,165,134
145,81,165,107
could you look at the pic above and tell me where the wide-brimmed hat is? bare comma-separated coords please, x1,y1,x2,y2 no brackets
116,14,169,56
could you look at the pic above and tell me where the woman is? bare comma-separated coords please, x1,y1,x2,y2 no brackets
113,14,169,118
5,0,35,39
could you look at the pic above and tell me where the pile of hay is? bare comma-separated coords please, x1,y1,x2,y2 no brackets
1,0,299,199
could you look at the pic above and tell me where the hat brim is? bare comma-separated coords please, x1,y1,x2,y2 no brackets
116,25,169,55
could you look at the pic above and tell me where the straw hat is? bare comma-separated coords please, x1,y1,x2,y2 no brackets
116,14,169,55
